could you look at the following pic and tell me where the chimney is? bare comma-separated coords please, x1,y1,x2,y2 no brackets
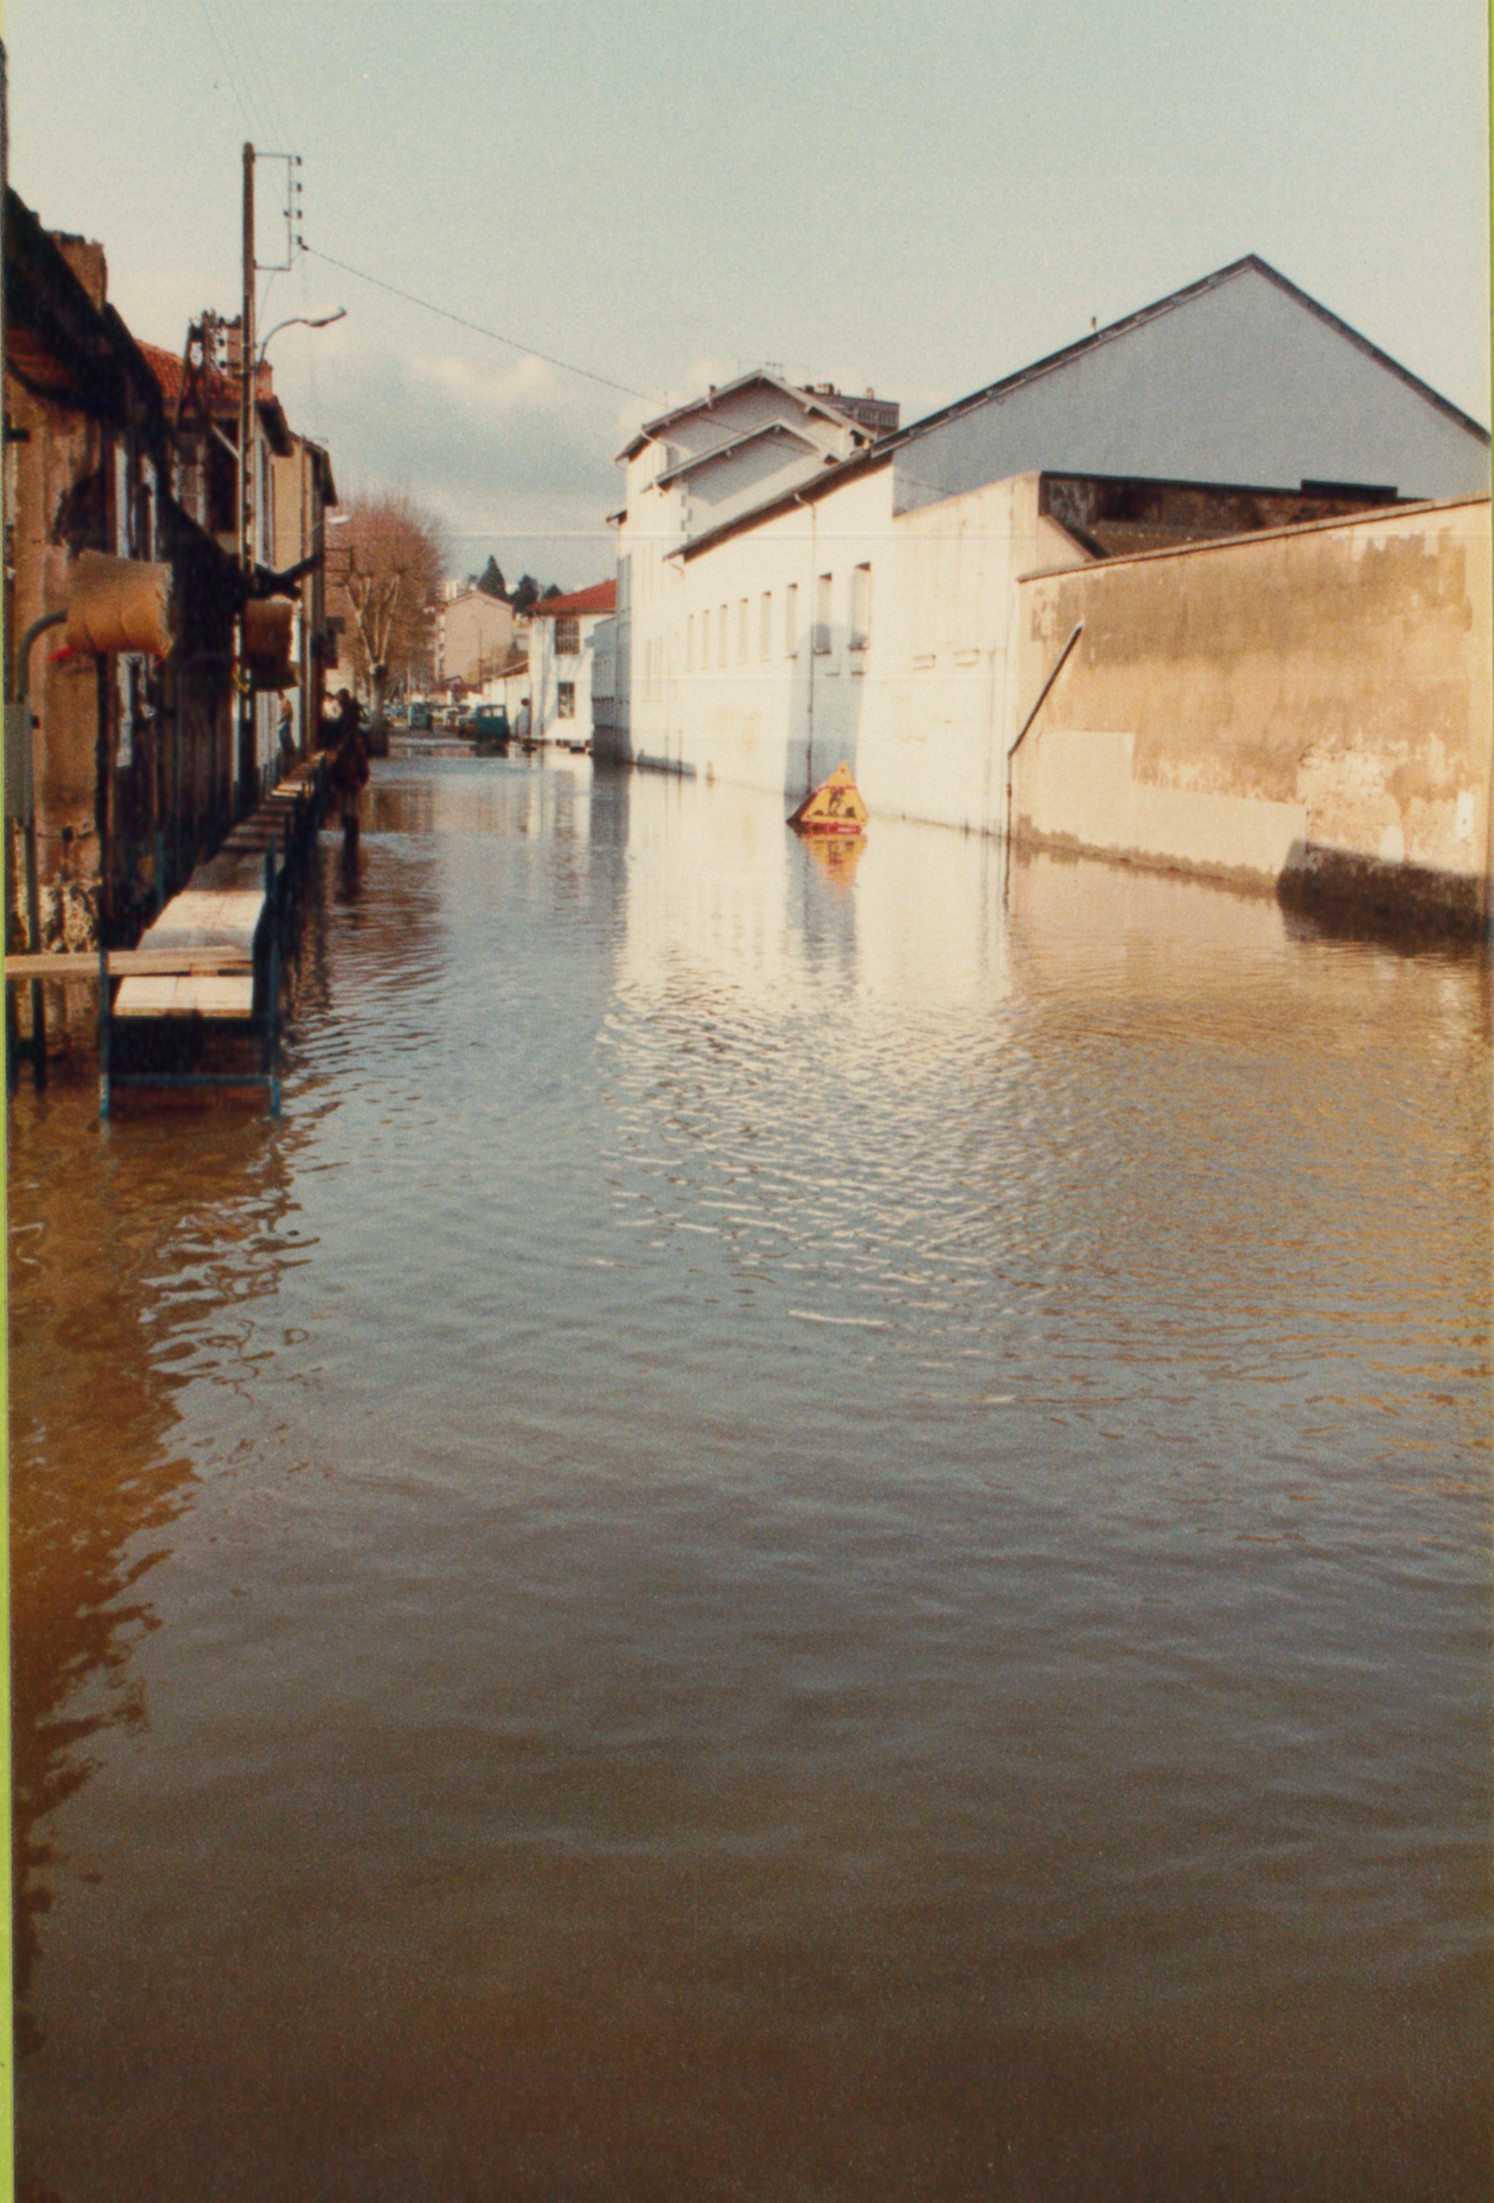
52,233,107,308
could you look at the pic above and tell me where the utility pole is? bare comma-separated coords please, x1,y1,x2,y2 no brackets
237,140,256,809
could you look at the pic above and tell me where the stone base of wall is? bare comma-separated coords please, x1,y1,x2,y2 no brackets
631,751,696,779
1012,822,1280,900
1277,844,1489,946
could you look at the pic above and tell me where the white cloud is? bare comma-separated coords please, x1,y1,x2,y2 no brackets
411,349,563,411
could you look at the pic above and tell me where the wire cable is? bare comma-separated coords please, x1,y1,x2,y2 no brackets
225,0,294,150
301,243,653,402
195,0,263,138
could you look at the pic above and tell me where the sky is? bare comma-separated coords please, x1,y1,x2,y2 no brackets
7,0,1490,588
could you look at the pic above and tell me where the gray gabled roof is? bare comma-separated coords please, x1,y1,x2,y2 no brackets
618,368,863,462
889,254,1489,453
655,416,820,486
669,253,1489,564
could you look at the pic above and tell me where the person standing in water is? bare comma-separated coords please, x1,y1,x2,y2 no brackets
330,694,370,862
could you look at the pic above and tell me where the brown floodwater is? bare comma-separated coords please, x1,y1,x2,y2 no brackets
8,758,1492,2201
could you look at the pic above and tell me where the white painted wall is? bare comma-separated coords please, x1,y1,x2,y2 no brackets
677,426,838,537
894,264,1491,514
529,609,610,743
619,466,1091,834
590,617,622,754
614,375,876,759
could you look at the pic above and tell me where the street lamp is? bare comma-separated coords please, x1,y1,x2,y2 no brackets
256,305,347,369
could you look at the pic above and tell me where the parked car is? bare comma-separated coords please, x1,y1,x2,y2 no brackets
409,701,434,730
469,705,511,742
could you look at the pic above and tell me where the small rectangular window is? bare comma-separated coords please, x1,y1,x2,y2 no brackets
850,563,872,651
555,616,580,655
760,592,772,661
814,572,833,655
701,608,710,665
785,583,798,656
718,605,728,669
558,681,576,719
687,613,695,672
738,598,749,663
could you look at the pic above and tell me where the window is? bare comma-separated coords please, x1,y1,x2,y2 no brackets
687,613,695,672
701,608,710,665
814,572,833,655
558,681,576,718
738,598,749,663
555,616,579,656
850,563,872,653
718,605,728,669
785,583,798,655
760,592,772,661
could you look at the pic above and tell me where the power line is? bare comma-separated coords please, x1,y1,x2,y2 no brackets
223,0,294,149
195,0,263,138
301,242,653,402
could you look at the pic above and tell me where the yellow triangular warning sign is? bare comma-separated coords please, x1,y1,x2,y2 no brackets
788,763,868,835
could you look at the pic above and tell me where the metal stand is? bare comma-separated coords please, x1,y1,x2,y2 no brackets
89,756,327,1121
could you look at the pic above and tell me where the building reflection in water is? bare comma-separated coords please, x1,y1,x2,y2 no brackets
7,1087,301,2058
7,755,1490,2203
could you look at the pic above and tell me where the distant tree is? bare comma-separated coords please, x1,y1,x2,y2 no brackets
540,582,562,601
328,492,448,726
511,574,539,615
476,556,508,602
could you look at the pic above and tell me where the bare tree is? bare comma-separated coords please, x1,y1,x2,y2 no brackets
329,493,447,726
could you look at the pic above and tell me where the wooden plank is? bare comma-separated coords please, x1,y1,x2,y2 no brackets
6,950,252,980
138,888,265,959
114,972,255,1020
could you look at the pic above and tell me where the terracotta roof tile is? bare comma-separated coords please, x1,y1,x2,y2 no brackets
532,580,616,618
136,338,240,411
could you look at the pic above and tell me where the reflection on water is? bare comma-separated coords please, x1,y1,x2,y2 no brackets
9,758,1492,2202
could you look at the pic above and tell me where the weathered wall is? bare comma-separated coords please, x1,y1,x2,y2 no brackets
4,368,110,945
1012,497,1492,929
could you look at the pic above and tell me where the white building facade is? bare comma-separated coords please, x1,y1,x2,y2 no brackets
528,580,617,743
606,257,1491,828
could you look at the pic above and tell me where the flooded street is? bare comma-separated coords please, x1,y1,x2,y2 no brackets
8,757,1491,2201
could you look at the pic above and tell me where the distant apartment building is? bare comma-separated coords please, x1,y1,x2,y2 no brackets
529,581,616,742
436,585,515,690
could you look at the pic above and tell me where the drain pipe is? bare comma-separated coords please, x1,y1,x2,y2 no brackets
1003,620,1083,854
792,489,817,799
8,609,68,1070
